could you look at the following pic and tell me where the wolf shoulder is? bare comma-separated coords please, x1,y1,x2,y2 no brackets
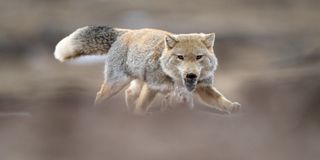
110,28,169,70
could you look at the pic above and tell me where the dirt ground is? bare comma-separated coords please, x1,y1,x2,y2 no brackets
0,0,320,160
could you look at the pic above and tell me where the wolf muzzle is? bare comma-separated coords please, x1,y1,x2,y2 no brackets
184,73,198,91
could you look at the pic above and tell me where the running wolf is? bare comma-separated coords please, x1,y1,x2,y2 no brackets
54,26,241,114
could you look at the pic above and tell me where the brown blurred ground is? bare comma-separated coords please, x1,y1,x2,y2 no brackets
0,0,320,160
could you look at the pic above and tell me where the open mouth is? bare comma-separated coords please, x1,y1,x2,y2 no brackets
184,78,197,92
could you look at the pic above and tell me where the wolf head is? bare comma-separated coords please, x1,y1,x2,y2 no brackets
160,33,218,92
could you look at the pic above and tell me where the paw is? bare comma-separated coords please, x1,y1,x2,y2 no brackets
230,102,241,113
218,102,241,114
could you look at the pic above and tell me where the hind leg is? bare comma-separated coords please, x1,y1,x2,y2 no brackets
94,78,131,105
94,65,131,106
125,79,144,112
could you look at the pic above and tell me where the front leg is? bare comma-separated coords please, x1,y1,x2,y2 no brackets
133,84,157,115
196,86,241,114
125,79,144,112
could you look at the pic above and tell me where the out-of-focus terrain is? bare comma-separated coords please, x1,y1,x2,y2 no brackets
0,0,320,160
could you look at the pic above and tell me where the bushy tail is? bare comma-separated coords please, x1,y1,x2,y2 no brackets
54,26,122,62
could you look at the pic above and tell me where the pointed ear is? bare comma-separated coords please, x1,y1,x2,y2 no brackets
202,33,215,48
165,34,178,49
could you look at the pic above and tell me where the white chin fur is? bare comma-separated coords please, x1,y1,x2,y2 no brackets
54,35,75,62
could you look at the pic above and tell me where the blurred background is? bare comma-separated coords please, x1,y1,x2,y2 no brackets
0,0,320,159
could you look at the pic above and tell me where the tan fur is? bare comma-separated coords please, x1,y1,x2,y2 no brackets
134,84,157,114
54,26,241,115
196,86,241,113
125,79,143,112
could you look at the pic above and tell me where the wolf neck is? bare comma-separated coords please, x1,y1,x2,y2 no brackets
134,39,177,93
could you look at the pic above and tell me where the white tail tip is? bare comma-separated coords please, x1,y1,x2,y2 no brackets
54,35,75,62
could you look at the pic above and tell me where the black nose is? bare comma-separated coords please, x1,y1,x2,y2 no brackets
186,73,197,79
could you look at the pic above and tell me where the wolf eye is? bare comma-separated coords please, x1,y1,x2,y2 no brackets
196,55,203,60
177,55,184,60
